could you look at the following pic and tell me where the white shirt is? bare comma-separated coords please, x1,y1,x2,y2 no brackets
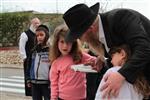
98,15,110,52
95,67,143,100
19,32,28,60
19,26,36,60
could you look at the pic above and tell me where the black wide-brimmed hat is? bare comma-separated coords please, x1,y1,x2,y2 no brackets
63,2,99,42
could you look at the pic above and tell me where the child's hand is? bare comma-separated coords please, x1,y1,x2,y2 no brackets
27,82,32,87
51,98,58,100
83,57,103,72
83,59,95,67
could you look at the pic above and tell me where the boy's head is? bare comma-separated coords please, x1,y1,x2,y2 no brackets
35,25,49,45
109,45,131,66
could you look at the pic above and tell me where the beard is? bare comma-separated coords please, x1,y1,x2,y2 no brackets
30,24,37,33
86,32,105,57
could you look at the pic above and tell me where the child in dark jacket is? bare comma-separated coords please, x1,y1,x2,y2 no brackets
28,25,51,100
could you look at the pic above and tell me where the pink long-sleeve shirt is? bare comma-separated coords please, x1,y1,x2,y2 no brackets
50,52,96,100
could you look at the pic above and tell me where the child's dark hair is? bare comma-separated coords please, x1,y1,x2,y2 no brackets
35,24,49,45
109,44,131,61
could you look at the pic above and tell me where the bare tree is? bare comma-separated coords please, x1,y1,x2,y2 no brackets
99,0,125,13
99,0,110,13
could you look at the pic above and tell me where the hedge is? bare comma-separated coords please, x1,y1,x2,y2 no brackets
0,12,63,47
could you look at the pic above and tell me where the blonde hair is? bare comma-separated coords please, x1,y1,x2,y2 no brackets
134,72,150,98
49,23,82,63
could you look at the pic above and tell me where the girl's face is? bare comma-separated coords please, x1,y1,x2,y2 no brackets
111,50,126,66
58,36,72,56
36,30,46,44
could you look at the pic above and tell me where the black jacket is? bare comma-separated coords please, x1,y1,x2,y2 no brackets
100,8,150,83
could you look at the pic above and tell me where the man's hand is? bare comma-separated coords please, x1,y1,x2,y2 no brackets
100,71,125,99
27,82,32,88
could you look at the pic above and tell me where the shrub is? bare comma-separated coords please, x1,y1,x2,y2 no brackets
0,12,63,47
0,12,31,47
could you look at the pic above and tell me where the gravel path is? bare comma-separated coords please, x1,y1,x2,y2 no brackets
0,48,23,68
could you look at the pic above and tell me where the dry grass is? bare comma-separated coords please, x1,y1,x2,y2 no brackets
0,49,23,65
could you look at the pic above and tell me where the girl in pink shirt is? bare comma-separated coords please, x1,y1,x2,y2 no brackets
49,24,97,100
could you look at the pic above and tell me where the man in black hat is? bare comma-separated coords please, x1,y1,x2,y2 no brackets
63,2,150,99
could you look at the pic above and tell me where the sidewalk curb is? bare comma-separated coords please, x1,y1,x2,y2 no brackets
0,64,23,69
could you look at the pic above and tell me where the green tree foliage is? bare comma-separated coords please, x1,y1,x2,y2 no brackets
0,12,31,47
0,12,63,47
35,13,63,34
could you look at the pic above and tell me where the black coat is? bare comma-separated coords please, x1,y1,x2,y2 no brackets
100,8,150,84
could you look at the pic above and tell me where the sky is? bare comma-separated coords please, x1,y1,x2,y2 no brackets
1,0,150,19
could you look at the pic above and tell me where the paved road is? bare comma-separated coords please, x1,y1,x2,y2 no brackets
0,67,32,100
0,67,23,77
0,75,25,94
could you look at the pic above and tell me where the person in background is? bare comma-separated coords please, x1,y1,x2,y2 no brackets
19,17,41,96
63,2,150,98
49,24,98,100
29,25,50,100
95,44,150,100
